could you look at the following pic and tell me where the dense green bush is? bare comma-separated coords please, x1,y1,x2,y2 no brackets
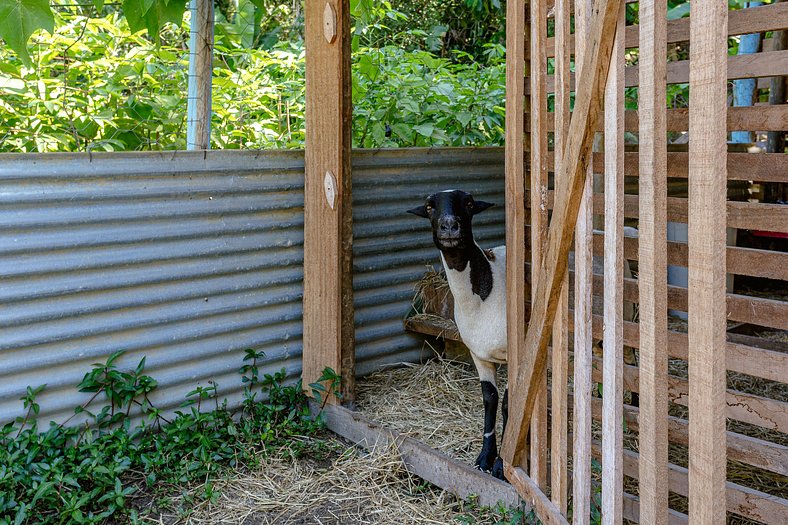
0,6,505,153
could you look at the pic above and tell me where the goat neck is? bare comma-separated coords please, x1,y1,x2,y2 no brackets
439,242,494,302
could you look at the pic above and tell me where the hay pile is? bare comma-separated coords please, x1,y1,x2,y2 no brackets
157,439,464,525
356,358,507,466
148,426,526,525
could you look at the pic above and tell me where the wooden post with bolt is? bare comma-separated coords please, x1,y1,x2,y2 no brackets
303,0,355,404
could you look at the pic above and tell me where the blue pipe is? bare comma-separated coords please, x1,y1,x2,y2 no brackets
731,1,763,144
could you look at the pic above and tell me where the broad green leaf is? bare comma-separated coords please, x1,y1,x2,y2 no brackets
93,0,105,10
391,123,413,142
667,3,690,20
0,0,54,65
0,74,26,93
413,123,434,137
123,0,187,37
456,111,473,127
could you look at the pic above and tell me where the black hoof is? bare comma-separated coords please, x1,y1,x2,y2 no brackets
491,457,507,481
475,450,496,473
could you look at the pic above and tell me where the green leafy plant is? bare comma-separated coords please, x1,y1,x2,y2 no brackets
309,367,343,411
0,348,325,525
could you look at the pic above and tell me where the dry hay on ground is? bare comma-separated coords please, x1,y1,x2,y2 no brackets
356,357,507,466
142,433,526,525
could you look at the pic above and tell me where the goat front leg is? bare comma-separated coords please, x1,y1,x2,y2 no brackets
491,387,507,480
473,357,500,476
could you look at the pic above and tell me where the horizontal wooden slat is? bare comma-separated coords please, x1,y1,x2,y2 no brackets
535,190,788,233
590,441,788,524
584,351,788,433
545,152,788,184
528,224,788,281
587,397,788,478
591,234,788,282
622,492,689,525
314,402,522,508
543,49,788,91
593,273,788,331
585,272,788,381
544,105,788,132
546,2,788,55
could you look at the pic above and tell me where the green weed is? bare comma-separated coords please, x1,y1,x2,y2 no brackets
0,350,339,525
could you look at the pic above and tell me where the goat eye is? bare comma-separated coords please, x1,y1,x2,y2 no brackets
425,204,433,212
466,201,474,208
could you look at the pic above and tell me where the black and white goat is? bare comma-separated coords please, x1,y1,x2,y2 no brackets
408,189,508,479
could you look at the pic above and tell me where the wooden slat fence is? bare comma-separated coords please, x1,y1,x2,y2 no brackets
503,0,788,523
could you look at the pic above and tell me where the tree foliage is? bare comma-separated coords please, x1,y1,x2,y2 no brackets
0,5,507,152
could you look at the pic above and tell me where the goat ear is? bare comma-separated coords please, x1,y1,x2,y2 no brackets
407,205,430,218
471,200,495,215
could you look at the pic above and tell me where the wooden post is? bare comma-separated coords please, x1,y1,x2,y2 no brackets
501,0,624,469
688,0,728,522
551,0,570,514
186,0,214,150
505,0,528,466
529,0,549,485
601,1,625,523
572,0,593,520
766,0,787,154
637,0,669,522
303,0,355,403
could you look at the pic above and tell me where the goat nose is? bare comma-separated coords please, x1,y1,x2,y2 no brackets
439,218,459,233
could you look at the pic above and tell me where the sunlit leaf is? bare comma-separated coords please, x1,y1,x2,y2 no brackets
0,0,54,65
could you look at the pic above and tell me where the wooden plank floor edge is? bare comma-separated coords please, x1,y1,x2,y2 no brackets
311,402,523,509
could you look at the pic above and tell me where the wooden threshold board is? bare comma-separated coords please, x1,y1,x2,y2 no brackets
310,401,523,510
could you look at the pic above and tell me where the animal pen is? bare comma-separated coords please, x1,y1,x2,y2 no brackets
300,0,788,524
0,0,785,523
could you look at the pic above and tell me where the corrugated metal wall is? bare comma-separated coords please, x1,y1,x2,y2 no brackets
0,148,505,425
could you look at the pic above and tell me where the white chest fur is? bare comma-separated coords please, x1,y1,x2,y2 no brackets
441,245,507,363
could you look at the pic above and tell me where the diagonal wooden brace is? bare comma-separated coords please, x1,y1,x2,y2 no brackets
501,0,624,466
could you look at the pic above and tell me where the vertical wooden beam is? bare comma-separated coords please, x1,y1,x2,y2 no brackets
637,0,669,522
505,0,528,451
688,0,728,522
502,0,624,475
601,1,625,523
530,0,549,485
303,0,355,403
766,0,787,154
186,0,214,150
551,0,570,514
573,0,593,521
